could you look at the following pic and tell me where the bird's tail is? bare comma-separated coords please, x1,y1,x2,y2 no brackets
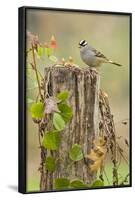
108,60,122,67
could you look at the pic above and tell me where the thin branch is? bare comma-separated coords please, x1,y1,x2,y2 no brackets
38,124,42,147
31,44,43,101
99,90,118,185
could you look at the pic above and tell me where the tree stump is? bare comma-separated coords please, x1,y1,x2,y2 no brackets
40,65,100,191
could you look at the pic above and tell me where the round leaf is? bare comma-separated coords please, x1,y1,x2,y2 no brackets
30,102,44,119
45,47,52,57
70,180,89,189
46,156,56,172
57,91,69,101
53,113,66,131
91,180,104,188
37,46,43,57
69,144,83,161
54,178,70,190
58,103,73,123
42,130,61,150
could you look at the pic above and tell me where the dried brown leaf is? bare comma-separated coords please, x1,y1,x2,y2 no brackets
45,97,60,114
85,136,107,173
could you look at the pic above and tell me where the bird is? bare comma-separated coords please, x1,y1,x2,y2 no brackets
79,40,122,68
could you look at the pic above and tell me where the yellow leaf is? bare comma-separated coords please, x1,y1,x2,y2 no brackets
94,146,106,157
85,136,107,173
93,136,107,147
85,149,99,161
90,159,103,172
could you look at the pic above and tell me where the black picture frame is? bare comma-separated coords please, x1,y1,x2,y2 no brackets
18,6,132,194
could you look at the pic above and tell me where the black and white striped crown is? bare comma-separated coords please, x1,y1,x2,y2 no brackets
79,40,88,47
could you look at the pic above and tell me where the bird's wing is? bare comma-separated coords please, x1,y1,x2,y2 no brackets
92,47,109,61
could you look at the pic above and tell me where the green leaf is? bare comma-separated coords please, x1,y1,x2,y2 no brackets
30,102,44,119
54,178,70,190
90,180,104,188
53,113,66,131
70,180,89,189
69,144,83,161
58,103,73,123
49,55,58,63
45,47,52,57
37,46,43,57
42,130,61,150
57,91,69,101
46,156,56,172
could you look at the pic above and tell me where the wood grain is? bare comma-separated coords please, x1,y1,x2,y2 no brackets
40,65,100,191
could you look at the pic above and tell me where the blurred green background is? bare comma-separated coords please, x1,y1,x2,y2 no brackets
26,9,130,191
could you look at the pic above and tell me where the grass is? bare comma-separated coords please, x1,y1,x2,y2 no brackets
27,162,129,192
102,162,129,186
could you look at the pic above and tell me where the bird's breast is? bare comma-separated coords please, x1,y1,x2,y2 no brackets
80,51,97,67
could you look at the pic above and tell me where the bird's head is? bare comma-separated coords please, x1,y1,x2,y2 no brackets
79,40,88,48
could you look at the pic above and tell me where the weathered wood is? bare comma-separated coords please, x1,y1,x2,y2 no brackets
41,65,100,191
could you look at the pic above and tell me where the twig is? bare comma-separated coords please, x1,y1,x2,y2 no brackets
99,90,118,185
31,44,43,101
45,69,51,98
38,124,42,147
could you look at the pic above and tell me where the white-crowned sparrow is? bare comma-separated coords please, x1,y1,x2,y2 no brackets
79,40,122,68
